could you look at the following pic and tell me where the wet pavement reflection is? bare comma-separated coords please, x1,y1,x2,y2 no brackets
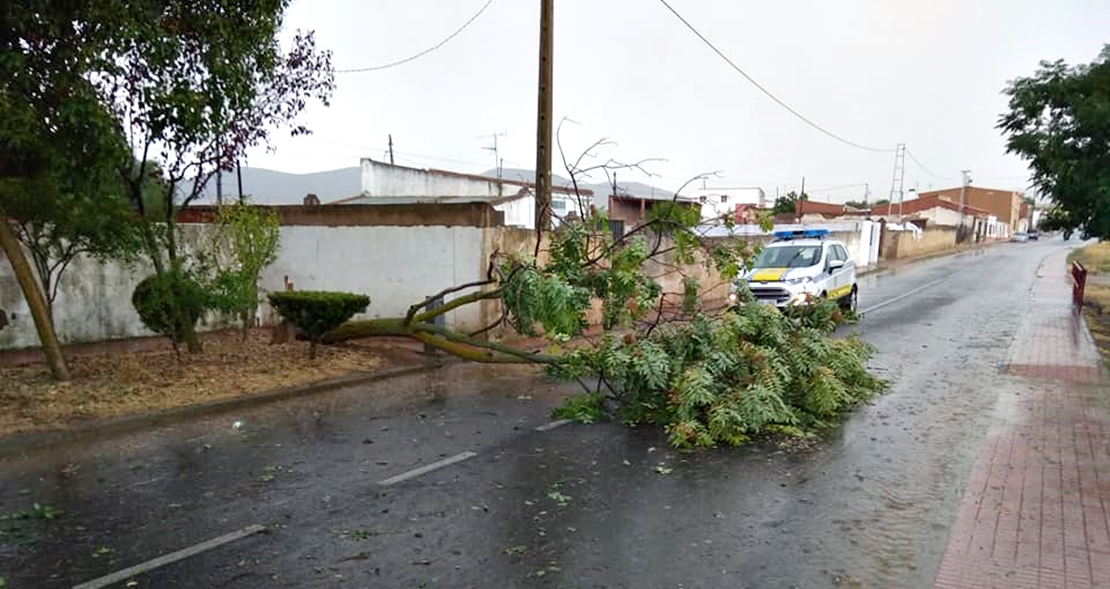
0,240,1076,588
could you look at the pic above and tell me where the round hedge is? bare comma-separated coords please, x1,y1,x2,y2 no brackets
131,271,207,341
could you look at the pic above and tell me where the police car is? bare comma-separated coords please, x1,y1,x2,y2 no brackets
728,228,858,312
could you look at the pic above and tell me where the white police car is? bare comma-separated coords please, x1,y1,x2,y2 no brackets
728,229,858,312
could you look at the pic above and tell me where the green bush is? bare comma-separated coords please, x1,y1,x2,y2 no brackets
552,297,885,449
268,291,370,358
132,271,207,342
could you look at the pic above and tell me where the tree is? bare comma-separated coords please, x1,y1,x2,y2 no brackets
98,2,335,354
3,167,145,324
321,135,885,448
998,45,1110,239
772,191,808,215
844,200,870,210
202,202,281,341
0,1,140,379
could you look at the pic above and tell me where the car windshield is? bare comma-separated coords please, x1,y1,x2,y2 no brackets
752,245,822,268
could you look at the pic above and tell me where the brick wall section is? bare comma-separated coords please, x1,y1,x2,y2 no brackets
932,250,1110,589
178,202,506,228
921,187,1023,232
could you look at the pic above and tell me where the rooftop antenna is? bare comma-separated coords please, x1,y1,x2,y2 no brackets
478,132,507,180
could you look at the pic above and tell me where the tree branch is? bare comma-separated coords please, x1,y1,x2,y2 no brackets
404,278,496,325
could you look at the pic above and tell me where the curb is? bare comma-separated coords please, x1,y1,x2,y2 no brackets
859,240,1002,278
0,362,442,458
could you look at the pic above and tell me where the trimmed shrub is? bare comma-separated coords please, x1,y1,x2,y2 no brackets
132,271,207,343
268,291,370,358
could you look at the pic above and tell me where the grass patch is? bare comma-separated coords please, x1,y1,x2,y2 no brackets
0,330,383,437
1068,241,1110,273
1073,242,1110,364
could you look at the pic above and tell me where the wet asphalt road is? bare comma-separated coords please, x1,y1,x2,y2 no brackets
0,238,1078,589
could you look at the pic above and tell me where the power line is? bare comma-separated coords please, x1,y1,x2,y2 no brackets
904,148,954,179
656,0,894,154
336,0,495,73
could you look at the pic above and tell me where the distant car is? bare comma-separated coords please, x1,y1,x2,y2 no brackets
1026,230,1040,241
1011,232,1029,242
728,228,858,312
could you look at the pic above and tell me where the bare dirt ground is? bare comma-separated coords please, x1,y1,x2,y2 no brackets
0,330,382,436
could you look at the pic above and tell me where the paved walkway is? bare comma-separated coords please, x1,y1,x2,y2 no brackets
933,250,1110,588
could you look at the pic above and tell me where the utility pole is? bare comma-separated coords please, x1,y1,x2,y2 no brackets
958,169,972,241
800,176,806,196
236,159,244,204
388,134,395,166
216,167,223,206
534,0,554,232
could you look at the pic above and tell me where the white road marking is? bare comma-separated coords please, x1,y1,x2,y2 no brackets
535,419,573,431
72,524,266,589
377,451,478,486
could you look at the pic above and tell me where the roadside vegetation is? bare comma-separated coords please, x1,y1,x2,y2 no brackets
2,4,886,449
1070,242,1110,363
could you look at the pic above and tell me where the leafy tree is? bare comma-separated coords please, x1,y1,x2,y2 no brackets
773,191,808,214
91,1,335,354
0,1,140,379
3,162,149,324
844,200,870,210
998,45,1110,239
202,202,281,341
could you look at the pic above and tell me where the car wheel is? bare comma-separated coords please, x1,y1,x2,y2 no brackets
840,286,858,313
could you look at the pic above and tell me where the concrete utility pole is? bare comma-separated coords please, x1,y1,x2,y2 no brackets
388,134,395,166
958,169,972,241
534,0,554,232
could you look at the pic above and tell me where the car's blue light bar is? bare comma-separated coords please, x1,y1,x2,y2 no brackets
772,228,829,240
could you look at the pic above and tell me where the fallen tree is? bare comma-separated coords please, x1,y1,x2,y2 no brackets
323,126,885,447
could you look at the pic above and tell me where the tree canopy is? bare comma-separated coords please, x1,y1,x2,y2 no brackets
772,191,808,215
998,45,1110,239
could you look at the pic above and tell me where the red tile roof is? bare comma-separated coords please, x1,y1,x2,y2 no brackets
795,200,867,217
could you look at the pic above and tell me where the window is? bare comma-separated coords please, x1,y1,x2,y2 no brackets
720,195,729,203
753,245,822,268
551,199,567,211
834,245,850,261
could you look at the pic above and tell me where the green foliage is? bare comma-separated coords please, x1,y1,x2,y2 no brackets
268,291,369,357
999,45,1110,239
552,391,609,424
132,271,207,343
773,191,808,215
554,298,885,449
203,203,281,331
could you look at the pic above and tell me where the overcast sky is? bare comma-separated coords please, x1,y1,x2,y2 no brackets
245,0,1110,204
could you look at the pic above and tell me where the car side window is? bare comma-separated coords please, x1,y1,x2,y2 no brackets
835,245,849,262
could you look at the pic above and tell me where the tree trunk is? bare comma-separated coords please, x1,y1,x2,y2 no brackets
0,220,70,380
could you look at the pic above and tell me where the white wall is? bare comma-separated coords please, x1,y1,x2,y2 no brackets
493,193,584,231
360,158,512,198
258,225,486,330
0,223,489,351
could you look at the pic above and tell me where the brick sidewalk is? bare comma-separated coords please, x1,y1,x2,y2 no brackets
933,251,1110,588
